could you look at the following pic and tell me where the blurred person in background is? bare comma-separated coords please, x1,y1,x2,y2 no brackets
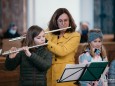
3,22,20,38
108,60,115,86
79,22,89,43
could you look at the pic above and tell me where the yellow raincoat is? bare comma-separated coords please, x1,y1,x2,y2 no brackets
46,32,80,86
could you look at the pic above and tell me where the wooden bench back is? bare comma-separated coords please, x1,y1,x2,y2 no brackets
2,39,22,52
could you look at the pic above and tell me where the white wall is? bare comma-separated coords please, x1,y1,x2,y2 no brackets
27,0,35,28
80,0,94,29
27,0,94,30
27,0,81,30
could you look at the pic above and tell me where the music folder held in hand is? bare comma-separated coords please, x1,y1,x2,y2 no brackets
57,61,108,83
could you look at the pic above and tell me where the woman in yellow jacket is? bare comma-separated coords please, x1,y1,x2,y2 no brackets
46,8,80,86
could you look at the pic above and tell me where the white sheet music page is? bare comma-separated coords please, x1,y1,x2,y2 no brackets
58,64,87,82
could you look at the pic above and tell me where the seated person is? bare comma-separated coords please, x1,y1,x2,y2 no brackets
108,60,115,86
3,22,20,38
79,22,89,43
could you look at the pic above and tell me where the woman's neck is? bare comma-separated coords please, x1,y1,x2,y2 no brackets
59,31,65,38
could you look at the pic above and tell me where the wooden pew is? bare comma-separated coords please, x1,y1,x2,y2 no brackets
0,39,21,86
103,42,115,64
0,56,20,86
103,34,114,42
2,39,22,52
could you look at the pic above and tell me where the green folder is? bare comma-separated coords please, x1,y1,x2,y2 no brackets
79,61,108,81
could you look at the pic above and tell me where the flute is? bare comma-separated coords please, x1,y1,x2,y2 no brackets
2,43,48,55
9,36,26,41
9,26,71,41
45,26,71,33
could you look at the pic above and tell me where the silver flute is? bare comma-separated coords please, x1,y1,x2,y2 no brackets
9,27,71,41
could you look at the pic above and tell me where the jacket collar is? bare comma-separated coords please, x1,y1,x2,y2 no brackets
63,33,71,39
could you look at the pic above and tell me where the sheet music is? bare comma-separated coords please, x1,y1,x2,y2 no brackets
65,63,87,68
58,62,108,83
58,64,87,82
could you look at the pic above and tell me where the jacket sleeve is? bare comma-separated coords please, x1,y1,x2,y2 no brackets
108,60,115,81
5,53,21,70
27,51,52,71
79,52,92,63
47,32,80,56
